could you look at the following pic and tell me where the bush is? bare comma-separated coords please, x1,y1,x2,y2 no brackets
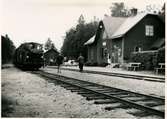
130,49,165,70
130,51,157,70
113,64,120,68
157,47,165,63
85,62,109,67
85,62,98,66
98,62,109,67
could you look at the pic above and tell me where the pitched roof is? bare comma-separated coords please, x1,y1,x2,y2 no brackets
111,13,148,39
103,16,127,38
85,13,161,45
44,48,59,54
84,16,126,45
84,35,95,45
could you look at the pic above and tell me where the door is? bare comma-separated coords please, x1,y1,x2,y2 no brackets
112,45,122,63
107,53,111,64
112,45,119,63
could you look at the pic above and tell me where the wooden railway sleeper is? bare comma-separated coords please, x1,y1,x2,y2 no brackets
145,102,164,107
77,91,95,95
83,86,100,89
86,96,110,101
107,92,129,95
127,97,152,102
117,94,138,98
41,71,164,100
71,89,85,92
59,83,73,86
79,84,95,87
80,93,101,97
105,103,131,111
36,71,165,117
134,101,164,108
90,89,113,92
64,87,79,90
94,99,118,104
81,88,164,117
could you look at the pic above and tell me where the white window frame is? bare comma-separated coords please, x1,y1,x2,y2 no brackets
134,46,142,52
145,25,154,36
102,41,106,46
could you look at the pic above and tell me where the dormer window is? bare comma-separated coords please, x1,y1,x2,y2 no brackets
145,25,154,36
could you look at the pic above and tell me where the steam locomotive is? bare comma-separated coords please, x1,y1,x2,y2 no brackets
14,42,44,70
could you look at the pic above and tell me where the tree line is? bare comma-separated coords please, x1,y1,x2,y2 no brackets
61,15,99,60
61,3,165,61
2,3,165,65
1,35,16,64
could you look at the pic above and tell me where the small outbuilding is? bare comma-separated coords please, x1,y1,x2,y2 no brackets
44,48,59,66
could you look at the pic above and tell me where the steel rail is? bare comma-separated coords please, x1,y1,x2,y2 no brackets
33,71,165,117
42,71,165,101
47,66,165,82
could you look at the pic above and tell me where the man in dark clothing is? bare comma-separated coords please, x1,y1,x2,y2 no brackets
77,54,84,72
56,54,64,73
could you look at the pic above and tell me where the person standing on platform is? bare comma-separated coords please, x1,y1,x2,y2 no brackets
56,53,64,73
77,53,84,72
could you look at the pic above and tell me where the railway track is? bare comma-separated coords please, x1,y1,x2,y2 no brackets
48,66,165,83
33,71,165,118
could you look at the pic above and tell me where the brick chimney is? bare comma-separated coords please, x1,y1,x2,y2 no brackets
130,8,138,16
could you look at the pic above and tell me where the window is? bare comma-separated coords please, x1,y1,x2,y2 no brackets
37,45,42,50
145,25,154,36
104,48,107,57
134,46,142,52
118,48,121,56
102,41,106,46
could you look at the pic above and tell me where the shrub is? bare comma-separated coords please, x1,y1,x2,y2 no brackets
113,64,120,68
130,49,165,70
98,62,109,67
157,47,165,63
130,51,158,70
85,62,98,66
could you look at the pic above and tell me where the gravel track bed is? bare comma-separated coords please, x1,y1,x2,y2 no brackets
45,68,165,97
1,67,163,118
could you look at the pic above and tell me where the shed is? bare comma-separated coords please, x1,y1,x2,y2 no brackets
44,48,59,65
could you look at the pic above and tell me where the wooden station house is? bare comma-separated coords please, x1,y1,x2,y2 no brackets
84,12,165,65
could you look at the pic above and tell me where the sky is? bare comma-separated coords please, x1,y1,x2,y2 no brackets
1,0,165,50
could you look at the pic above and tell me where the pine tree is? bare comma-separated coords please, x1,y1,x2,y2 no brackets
1,34,16,64
61,15,99,60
